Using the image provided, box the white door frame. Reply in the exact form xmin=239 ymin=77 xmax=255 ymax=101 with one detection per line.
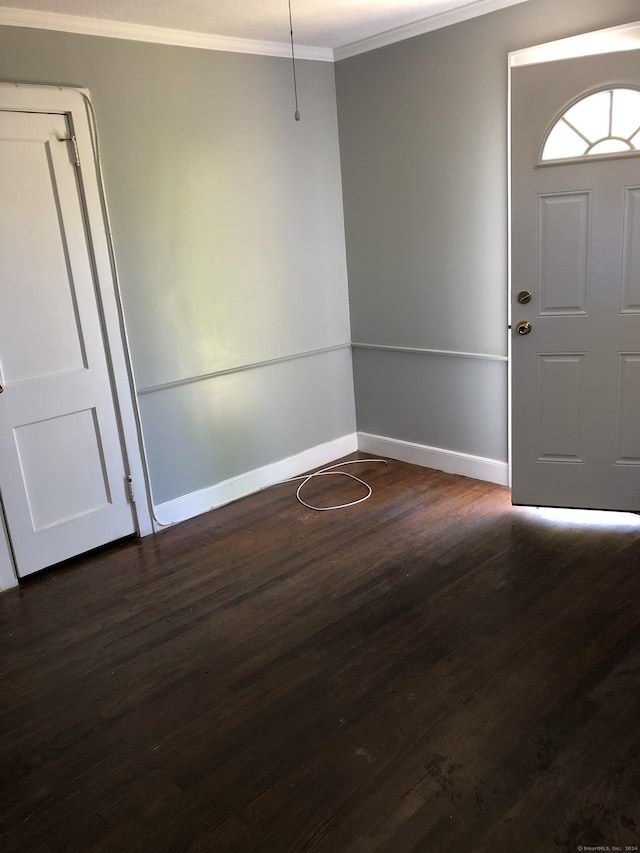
xmin=507 ymin=20 xmax=640 ymax=491
xmin=0 ymin=83 xmax=153 ymax=590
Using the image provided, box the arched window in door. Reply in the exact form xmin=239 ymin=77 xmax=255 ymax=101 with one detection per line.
xmin=540 ymin=87 xmax=640 ymax=162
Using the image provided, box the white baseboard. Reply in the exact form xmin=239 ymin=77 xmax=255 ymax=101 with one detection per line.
xmin=153 ymin=433 xmax=358 ymax=528
xmin=357 ymin=432 xmax=509 ymax=487
xmin=153 ymin=430 xmax=508 ymax=529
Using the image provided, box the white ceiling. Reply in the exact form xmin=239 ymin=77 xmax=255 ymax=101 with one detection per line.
xmin=0 ymin=0 xmax=531 ymax=57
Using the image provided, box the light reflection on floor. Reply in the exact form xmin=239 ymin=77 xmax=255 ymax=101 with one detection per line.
xmin=522 ymin=506 xmax=640 ymax=528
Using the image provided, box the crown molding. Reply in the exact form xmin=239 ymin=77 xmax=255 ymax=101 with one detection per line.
xmin=509 ymin=20 xmax=640 ymax=67
xmin=0 ymin=0 xmax=532 ymax=63
xmin=0 ymin=7 xmax=334 ymax=61
xmin=334 ymin=0 xmax=530 ymax=61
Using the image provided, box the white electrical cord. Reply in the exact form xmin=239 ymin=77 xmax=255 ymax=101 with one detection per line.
xmin=281 ymin=459 xmax=387 ymax=511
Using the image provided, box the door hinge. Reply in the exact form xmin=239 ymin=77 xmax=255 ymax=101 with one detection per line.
xmin=58 ymin=135 xmax=80 ymax=168
xmin=126 ymin=475 xmax=136 ymax=504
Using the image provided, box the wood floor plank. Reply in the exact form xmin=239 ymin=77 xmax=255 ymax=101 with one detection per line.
xmin=1 ymin=455 xmax=640 ymax=851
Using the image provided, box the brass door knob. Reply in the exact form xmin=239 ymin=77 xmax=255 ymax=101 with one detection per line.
xmin=0 ymin=384 xmax=4 ymax=393
xmin=516 ymin=321 xmax=532 ymax=336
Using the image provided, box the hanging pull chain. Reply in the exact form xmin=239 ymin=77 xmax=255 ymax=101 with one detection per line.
xmin=288 ymin=0 xmax=300 ymax=121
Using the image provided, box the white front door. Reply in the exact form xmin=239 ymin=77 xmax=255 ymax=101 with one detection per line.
xmin=511 ymin=51 xmax=640 ymax=512
xmin=0 ymin=108 xmax=136 ymax=577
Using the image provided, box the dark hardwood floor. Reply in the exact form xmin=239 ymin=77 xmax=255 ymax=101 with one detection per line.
xmin=1 ymin=454 xmax=640 ymax=852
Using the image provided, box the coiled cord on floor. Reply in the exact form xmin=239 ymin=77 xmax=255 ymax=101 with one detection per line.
xmin=281 ymin=458 xmax=387 ymax=511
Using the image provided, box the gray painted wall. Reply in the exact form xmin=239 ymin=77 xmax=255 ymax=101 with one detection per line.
xmin=336 ymin=0 xmax=640 ymax=463
xmin=0 ymin=27 xmax=354 ymax=504
xmin=1 ymin=0 xmax=639 ymax=512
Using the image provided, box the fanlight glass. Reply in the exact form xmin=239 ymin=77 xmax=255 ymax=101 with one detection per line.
xmin=541 ymin=88 xmax=640 ymax=162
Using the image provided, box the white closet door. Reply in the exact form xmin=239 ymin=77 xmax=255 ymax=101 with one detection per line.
xmin=0 ymin=109 xmax=135 ymax=577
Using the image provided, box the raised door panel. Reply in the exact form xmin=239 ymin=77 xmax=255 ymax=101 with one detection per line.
xmin=13 ymin=408 xmax=111 ymax=532
xmin=535 ymin=353 xmax=586 ymax=463
xmin=621 ymin=187 xmax=640 ymax=314
xmin=615 ymin=353 xmax=640 ymax=465
xmin=0 ymin=137 xmax=87 ymax=383
xmin=538 ymin=192 xmax=590 ymax=316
